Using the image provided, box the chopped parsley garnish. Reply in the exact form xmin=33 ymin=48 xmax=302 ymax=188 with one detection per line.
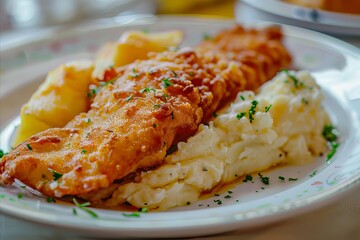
xmin=288 ymin=178 xmax=298 ymax=181
xmin=171 ymin=70 xmax=177 ymax=77
xmin=171 ymin=111 xmax=174 ymax=119
xmin=153 ymin=123 xmax=157 ymax=128
xmin=26 ymin=144 xmax=33 ymax=151
xmin=203 ymin=33 xmax=213 ymax=40
xmin=310 ymin=170 xmax=318 ymax=177
xmin=282 ymin=69 xmax=301 ymax=88
xmin=138 ymin=207 xmax=149 ymax=213
xmin=153 ymin=104 xmax=161 ymax=109
xmin=228 ymin=190 xmax=233 ymax=194
xmin=302 ymin=98 xmax=309 ymax=105
xmin=87 ymin=80 xmax=115 ymax=97
xmin=0 ymin=149 xmax=7 ymax=158
xmin=249 ymin=100 xmax=258 ymax=123
xmin=214 ymin=199 xmax=222 ymax=205
xmin=17 ymin=193 xmax=24 ymax=199
xmin=278 ymin=176 xmax=285 ymax=181
xmin=122 ymin=212 xmax=140 ymax=217
xmin=322 ymin=125 xmax=340 ymax=161
xmin=126 ymin=94 xmax=133 ymax=102
xmin=189 ymin=71 xmax=194 ymax=76
xmin=213 ymin=112 xmax=218 ymax=118
xmin=86 ymin=118 xmax=91 ymax=123
xmin=49 ymin=168 xmax=63 ymax=181
xmin=162 ymin=78 xmax=172 ymax=88
xmin=162 ymin=93 xmax=169 ymax=102
xmin=81 ymin=149 xmax=87 ymax=154
xmin=140 ymin=87 xmax=156 ymax=94
xmin=47 ymin=197 xmax=56 ymax=203
xmin=131 ymin=68 xmax=139 ymax=78
xmin=322 ymin=125 xmax=338 ymax=142
xmin=265 ymin=104 xmax=272 ymax=112
xmin=240 ymin=95 xmax=245 ymax=101
xmin=327 ymin=142 xmax=339 ymax=160
xmin=224 ymin=195 xmax=231 ymax=199
xmin=21 ymin=185 xmax=26 ymax=189
xmin=242 ymin=174 xmax=253 ymax=182
xmin=214 ymin=193 xmax=220 ymax=196
xmin=72 ymin=208 xmax=77 ymax=215
xmin=72 ymin=198 xmax=98 ymax=218
xmin=258 ymin=173 xmax=270 ymax=185
xmin=236 ymin=112 xmax=246 ymax=120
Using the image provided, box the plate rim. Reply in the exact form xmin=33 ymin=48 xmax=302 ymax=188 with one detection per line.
xmin=0 ymin=15 xmax=360 ymax=238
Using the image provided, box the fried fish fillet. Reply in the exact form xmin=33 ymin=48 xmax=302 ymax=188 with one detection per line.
xmin=0 ymin=25 xmax=291 ymax=197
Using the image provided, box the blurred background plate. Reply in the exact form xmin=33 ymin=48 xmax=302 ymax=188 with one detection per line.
xmin=236 ymin=0 xmax=360 ymax=36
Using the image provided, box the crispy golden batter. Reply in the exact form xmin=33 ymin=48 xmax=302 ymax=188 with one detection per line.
xmin=0 ymin=25 xmax=291 ymax=197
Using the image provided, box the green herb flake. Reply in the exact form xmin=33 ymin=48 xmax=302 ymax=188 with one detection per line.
xmin=203 ymin=33 xmax=213 ymax=40
xmin=162 ymin=78 xmax=172 ymax=88
xmin=153 ymin=104 xmax=161 ymax=109
xmin=310 ymin=170 xmax=318 ymax=177
xmin=153 ymin=123 xmax=157 ymax=128
xmin=214 ymin=194 xmax=220 ymax=196
xmin=214 ymin=199 xmax=222 ymax=205
xmin=322 ymin=125 xmax=338 ymax=142
xmin=49 ymin=168 xmax=63 ymax=181
xmin=17 ymin=193 xmax=24 ymax=199
xmin=240 ymin=95 xmax=245 ymax=101
xmin=20 ymin=185 xmax=26 ymax=189
xmin=171 ymin=111 xmax=174 ymax=119
xmin=278 ymin=176 xmax=285 ymax=181
xmin=81 ymin=149 xmax=87 ymax=154
xmin=228 ymin=190 xmax=233 ymax=194
xmin=122 ymin=212 xmax=141 ymax=217
xmin=73 ymin=198 xmax=98 ymax=218
xmin=249 ymin=100 xmax=258 ymax=123
xmin=140 ymin=87 xmax=156 ymax=94
xmin=236 ymin=112 xmax=246 ymax=120
xmin=327 ymin=142 xmax=339 ymax=160
xmin=213 ymin=112 xmax=218 ymax=118
xmin=72 ymin=208 xmax=77 ymax=215
xmin=0 ymin=149 xmax=8 ymax=158
xmin=224 ymin=195 xmax=231 ymax=199
xmin=265 ymin=104 xmax=272 ymax=112
xmin=171 ymin=70 xmax=178 ymax=77
xmin=302 ymin=98 xmax=309 ymax=105
xmin=242 ymin=174 xmax=253 ymax=182
xmin=26 ymin=144 xmax=33 ymax=151
xmin=189 ymin=71 xmax=194 ymax=76
xmin=288 ymin=178 xmax=298 ymax=181
xmin=282 ymin=69 xmax=301 ymax=88
xmin=138 ymin=207 xmax=149 ymax=213
xmin=131 ymin=68 xmax=139 ymax=78
xmin=47 ymin=197 xmax=56 ymax=203
xmin=258 ymin=173 xmax=270 ymax=185
xmin=86 ymin=118 xmax=91 ymax=124
xmin=126 ymin=94 xmax=133 ymax=102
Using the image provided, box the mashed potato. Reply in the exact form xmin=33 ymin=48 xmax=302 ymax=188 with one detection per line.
xmin=105 ymin=71 xmax=329 ymax=210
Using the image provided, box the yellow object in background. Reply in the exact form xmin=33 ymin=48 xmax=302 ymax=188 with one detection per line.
xmin=13 ymin=61 xmax=94 ymax=146
xmin=158 ymin=0 xmax=235 ymax=18
xmin=92 ymin=30 xmax=183 ymax=80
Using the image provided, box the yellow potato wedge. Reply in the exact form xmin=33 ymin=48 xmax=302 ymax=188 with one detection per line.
xmin=13 ymin=60 xmax=94 ymax=146
xmin=92 ymin=30 xmax=183 ymax=80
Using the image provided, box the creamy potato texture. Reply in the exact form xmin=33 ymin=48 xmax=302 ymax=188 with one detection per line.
xmin=105 ymin=71 xmax=329 ymax=210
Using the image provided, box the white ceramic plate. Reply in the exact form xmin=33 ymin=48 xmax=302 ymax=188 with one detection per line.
xmin=237 ymin=0 xmax=360 ymax=36
xmin=0 ymin=15 xmax=360 ymax=239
